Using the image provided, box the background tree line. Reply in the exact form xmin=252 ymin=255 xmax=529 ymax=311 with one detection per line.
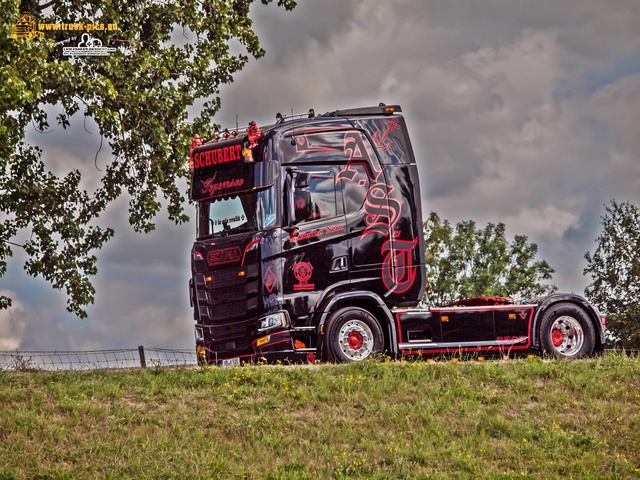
xmin=421 ymin=211 xmax=556 ymax=306
xmin=584 ymin=200 xmax=640 ymax=349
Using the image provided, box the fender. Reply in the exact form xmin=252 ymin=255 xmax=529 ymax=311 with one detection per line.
xmin=315 ymin=290 xmax=399 ymax=358
xmin=530 ymin=293 xmax=606 ymax=349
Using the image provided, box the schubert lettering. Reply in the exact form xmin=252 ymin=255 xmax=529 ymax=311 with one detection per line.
xmin=193 ymin=144 xmax=242 ymax=170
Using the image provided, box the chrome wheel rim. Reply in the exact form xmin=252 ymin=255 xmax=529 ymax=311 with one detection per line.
xmin=550 ymin=315 xmax=584 ymax=356
xmin=338 ymin=320 xmax=374 ymax=361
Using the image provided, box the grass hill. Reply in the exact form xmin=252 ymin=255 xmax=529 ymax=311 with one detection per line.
xmin=1 ymin=353 xmax=639 ymax=479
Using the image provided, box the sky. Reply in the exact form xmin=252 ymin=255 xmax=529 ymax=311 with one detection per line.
xmin=2 ymin=0 xmax=640 ymax=352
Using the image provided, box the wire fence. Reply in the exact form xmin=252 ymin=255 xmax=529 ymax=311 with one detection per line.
xmin=0 ymin=346 xmax=197 ymax=371
xmin=0 ymin=347 xmax=637 ymax=372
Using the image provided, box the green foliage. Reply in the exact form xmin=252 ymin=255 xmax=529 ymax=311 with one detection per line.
xmin=584 ymin=200 xmax=640 ymax=347
xmin=423 ymin=211 xmax=556 ymax=306
xmin=0 ymin=354 xmax=640 ymax=478
xmin=0 ymin=0 xmax=296 ymax=316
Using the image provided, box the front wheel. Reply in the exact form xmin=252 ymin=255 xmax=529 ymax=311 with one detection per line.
xmin=324 ymin=307 xmax=384 ymax=363
xmin=540 ymin=302 xmax=595 ymax=358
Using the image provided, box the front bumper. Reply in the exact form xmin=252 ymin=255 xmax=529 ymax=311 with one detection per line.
xmin=194 ymin=310 xmax=285 ymax=361
xmin=197 ymin=324 xmax=317 ymax=365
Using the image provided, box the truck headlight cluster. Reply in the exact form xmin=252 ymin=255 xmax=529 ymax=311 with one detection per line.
xmin=258 ymin=312 xmax=288 ymax=333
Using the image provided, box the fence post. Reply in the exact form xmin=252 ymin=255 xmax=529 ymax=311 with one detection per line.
xmin=138 ymin=346 xmax=146 ymax=368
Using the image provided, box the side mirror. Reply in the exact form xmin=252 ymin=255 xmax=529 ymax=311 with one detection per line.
xmin=294 ymin=171 xmax=311 ymax=189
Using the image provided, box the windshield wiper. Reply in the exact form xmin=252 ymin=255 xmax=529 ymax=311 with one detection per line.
xmin=230 ymin=226 xmax=256 ymax=234
xmin=214 ymin=226 xmax=256 ymax=237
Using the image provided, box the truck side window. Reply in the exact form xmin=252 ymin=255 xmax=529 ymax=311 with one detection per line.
xmin=293 ymin=172 xmax=337 ymax=224
xmin=340 ymin=164 xmax=370 ymax=214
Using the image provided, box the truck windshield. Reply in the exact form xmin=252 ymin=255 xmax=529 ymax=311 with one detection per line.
xmin=199 ymin=185 xmax=277 ymax=237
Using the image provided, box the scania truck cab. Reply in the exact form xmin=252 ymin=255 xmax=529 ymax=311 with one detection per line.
xmin=188 ymin=104 xmax=605 ymax=365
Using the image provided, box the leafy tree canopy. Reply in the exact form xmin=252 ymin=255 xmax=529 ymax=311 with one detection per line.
xmin=0 ymin=0 xmax=295 ymax=316
xmin=584 ymin=200 xmax=640 ymax=347
xmin=423 ymin=212 xmax=556 ymax=306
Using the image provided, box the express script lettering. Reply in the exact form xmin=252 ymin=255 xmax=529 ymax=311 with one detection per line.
xmin=202 ymin=177 xmax=244 ymax=196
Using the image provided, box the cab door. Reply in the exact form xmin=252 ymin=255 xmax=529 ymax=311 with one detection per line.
xmin=282 ymin=167 xmax=349 ymax=318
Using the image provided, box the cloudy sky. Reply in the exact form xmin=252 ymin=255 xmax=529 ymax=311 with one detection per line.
xmin=2 ymin=0 xmax=640 ymax=352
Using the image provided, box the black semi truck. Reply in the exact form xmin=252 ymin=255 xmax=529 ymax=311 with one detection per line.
xmin=188 ymin=104 xmax=605 ymax=365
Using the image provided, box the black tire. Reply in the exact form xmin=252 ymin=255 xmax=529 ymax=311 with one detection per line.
xmin=539 ymin=302 xmax=595 ymax=359
xmin=324 ymin=307 xmax=384 ymax=363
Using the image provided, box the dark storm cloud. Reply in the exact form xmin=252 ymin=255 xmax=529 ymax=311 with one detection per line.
xmin=250 ymin=0 xmax=364 ymax=66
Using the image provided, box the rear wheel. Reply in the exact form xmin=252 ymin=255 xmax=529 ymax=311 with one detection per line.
xmin=324 ymin=307 xmax=384 ymax=363
xmin=540 ymin=302 xmax=595 ymax=358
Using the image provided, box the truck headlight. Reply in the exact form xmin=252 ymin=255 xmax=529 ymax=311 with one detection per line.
xmin=258 ymin=312 xmax=288 ymax=332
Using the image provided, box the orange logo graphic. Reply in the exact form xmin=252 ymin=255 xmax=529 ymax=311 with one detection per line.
xmin=12 ymin=13 xmax=44 ymax=40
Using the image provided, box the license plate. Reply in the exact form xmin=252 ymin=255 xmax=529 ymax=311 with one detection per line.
xmin=221 ymin=357 xmax=240 ymax=367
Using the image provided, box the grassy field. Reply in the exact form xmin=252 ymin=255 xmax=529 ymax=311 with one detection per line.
xmin=1 ymin=353 xmax=639 ymax=479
